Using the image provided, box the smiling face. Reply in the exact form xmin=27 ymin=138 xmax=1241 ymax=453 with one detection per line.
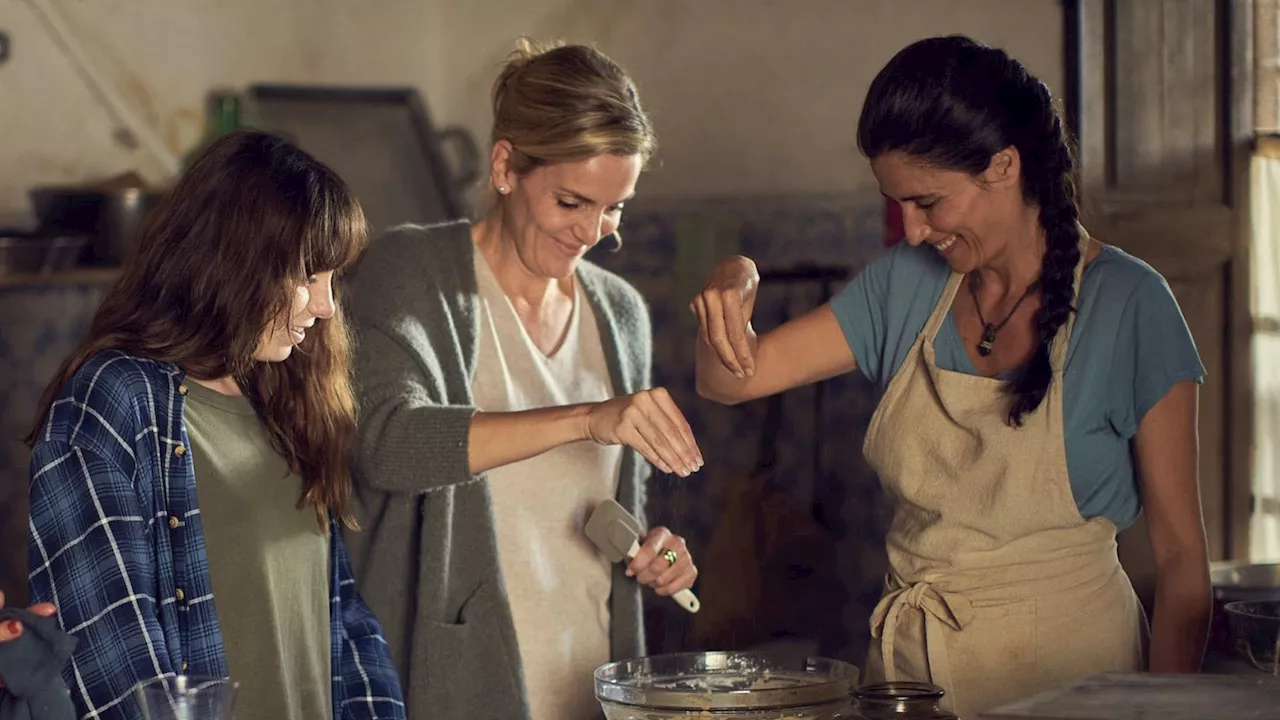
xmin=253 ymin=270 xmax=337 ymax=363
xmin=493 ymin=145 xmax=642 ymax=280
xmin=871 ymin=149 xmax=1027 ymax=274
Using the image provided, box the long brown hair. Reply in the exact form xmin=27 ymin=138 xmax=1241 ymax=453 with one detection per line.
xmin=27 ymin=130 xmax=368 ymax=527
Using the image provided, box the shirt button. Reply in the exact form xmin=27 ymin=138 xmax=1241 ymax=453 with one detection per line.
xmin=182 ymin=661 xmax=189 ymax=672
xmin=175 ymin=587 xmax=185 ymax=602
xmin=174 ymin=444 xmax=186 ymax=457
xmin=178 ymin=384 xmax=189 ymax=396
xmin=168 ymin=516 xmax=179 ymax=530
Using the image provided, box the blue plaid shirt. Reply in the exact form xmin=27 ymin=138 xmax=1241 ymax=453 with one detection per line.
xmin=27 ymin=350 xmax=405 ymax=720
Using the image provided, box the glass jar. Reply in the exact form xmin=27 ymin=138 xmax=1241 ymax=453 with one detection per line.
xmin=848 ymin=682 xmax=960 ymax=719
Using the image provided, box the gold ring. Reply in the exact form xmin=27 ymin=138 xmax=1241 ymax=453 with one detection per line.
xmin=662 ymin=549 xmax=678 ymax=567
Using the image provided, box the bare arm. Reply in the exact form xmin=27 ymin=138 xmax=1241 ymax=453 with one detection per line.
xmin=1133 ymin=380 xmax=1211 ymax=673
xmin=469 ymin=405 xmax=592 ymax=474
xmin=692 ymin=256 xmax=856 ymax=406
xmin=353 ymin=313 xmax=700 ymax=492
xmin=469 ymin=387 xmax=701 ymax=477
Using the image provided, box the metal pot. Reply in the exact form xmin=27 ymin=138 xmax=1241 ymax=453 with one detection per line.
xmin=29 ymin=185 xmax=163 ymax=267
xmin=0 ymin=233 xmax=92 ymax=276
xmin=1207 ymin=561 xmax=1280 ymax=662
xmin=1224 ymin=600 xmax=1280 ymax=674
xmin=1212 ymin=562 xmax=1280 ymax=603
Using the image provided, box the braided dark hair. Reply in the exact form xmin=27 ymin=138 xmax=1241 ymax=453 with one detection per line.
xmin=856 ymin=35 xmax=1081 ymax=426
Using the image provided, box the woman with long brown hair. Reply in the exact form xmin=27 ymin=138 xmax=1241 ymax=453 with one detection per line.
xmin=25 ymin=130 xmax=404 ymax=720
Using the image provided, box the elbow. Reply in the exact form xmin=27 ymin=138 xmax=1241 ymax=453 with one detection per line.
xmin=695 ymin=377 xmax=747 ymax=406
xmin=1154 ymin=546 xmax=1210 ymax=579
xmin=352 ymin=401 xmax=476 ymax=494
xmin=1151 ymin=544 xmax=1211 ymax=604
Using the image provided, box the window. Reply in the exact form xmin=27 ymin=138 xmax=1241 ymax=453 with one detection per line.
xmin=1251 ymin=1 xmax=1280 ymax=558
xmin=1261 ymin=0 xmax=1280 ymax=131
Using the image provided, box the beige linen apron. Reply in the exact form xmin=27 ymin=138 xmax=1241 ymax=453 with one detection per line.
xmin=861 ymin=232 xmax=1146 ymax=718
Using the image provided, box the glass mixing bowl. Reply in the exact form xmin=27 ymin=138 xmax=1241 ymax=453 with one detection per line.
xmin=595 ymin=651 xmax=860 ymax=719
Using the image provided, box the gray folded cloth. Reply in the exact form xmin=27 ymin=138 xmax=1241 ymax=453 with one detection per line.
xmin=0 ymin=608 xmax=76 ymax=720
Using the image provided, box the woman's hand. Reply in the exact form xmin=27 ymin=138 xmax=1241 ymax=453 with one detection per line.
xmin=691 ymin=255 xmax=760 ymax=378
xmin=0 ymin=590 xmax=57 ymax=688
xmin=0 ymin=590 xmax=56 ymax=643
xmin=586 ymin=388 xmax=703 ymax=477
xmin=626 ymin=527 xmax=698 ymax=597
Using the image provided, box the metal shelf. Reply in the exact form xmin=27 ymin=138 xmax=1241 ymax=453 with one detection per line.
xmin=0 ymin=268 xmax=121 ymax=289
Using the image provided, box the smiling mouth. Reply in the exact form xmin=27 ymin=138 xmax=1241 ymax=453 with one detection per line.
xmin=934 ymin=235 xmax=958 ymax=253
xmin=553 ymin=236 xmax=586 ymax=256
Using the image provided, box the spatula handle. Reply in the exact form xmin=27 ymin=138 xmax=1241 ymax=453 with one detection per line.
xmin=672 ymin=588 xmax=701 ymax=614
xmin=625 ymin=540 xmax=700 ymax=613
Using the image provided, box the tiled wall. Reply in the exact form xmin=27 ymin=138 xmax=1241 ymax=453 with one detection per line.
xmin=587 ymin=195 xmax=891 ymax=665
xmin=0 ymin=281 xmax=109 ymax=604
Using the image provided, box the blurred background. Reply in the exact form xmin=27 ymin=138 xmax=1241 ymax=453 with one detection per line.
xmin=1 ymin=0 xmax=1278 ymax=673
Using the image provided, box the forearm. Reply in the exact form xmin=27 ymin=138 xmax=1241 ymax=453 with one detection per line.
xmin=1147 ymin=552 xmax=1211 ymax=673
xmin=694 ymin=304 xmax=854 ymax=406
xmin=468 ymin=404 xmax=594 ymax=474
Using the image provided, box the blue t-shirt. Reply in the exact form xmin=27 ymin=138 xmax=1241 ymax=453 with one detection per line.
xmin=830 ymin=242 xmax=1206 ymax=530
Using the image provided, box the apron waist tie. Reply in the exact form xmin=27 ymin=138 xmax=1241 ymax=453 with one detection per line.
xmin=870 ymin=581 xmax=974 ymax=700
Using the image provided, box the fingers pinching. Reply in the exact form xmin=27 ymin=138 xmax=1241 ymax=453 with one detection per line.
xmin=642 ymin=391 xmax=700 ymax=477
xmin=702 ymin=292 xmax=744 ymax=377
xmin=721 ymin=294 xmax=755 ymax=376
xmin=651 ymin=390 xmax=703 ymax=471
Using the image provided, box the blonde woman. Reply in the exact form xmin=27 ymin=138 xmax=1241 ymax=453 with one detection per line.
xmin=344 ymin=40 xmax=701 ymax=720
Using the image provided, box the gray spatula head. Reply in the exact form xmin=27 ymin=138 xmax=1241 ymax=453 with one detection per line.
xmin=585 ymin=498 xmax=702 ymax=614
xmin=585 ymin=498 xmax=646 ymax=562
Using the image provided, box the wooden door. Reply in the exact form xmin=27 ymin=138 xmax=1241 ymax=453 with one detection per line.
xmin=1064 ymin=0 xmax=1256 ymax=609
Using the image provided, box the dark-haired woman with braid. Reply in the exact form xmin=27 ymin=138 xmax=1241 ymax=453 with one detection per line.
xmin=693 ymin=35 xmax=1210 ymax=716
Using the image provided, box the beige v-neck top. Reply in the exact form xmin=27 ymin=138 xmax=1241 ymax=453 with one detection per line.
xmin=471 ymin=251 xmax=623 ymax=720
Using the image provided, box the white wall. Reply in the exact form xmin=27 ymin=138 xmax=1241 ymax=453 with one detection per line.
xmin=0 ymin=0 xmax=1062 ymax=221
xmin=430 ymin=0 xmax=1065 ymax=202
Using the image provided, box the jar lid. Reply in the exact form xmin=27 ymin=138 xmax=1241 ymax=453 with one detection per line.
xmin=854 ymin=681 xmax=946 ymax=702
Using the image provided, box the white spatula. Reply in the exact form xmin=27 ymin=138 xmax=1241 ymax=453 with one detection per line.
xmin=585 ymin=498 xmax=701 ymax=614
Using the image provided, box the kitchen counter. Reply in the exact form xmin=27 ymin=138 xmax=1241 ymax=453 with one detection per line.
xmin=982 ymin=672 xmax=1280 ymax=719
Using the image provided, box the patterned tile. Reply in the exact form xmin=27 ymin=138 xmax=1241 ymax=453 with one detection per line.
xmin=0 ymin=282 xmax=108 ymax=603
xmin=590 ymin=195 xmax=890 ymax=664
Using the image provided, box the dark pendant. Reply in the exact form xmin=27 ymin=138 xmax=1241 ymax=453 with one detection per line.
xmin=978 ymin=325 xmax=996 ymax=357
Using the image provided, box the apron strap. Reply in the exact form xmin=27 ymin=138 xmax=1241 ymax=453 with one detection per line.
xmin=923 ymin=224 xmax=1090 ymax=368
xmin=869 ymin=582 xmax=974 ymax=697
xmin=1048 ymin=225 xmax=1093 ymax=373
xmin=923 ymin=272 xmax=965 ymax=342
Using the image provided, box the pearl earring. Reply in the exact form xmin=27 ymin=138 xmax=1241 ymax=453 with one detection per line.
xmin=497 ymin=185 xmax=509 ymax=195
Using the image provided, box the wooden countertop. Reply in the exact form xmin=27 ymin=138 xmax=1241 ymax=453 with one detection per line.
xmin=982 ymin=672 xmax=1280 ymax=719
xmin=0 ymin=268 xmax=121 ymax=289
